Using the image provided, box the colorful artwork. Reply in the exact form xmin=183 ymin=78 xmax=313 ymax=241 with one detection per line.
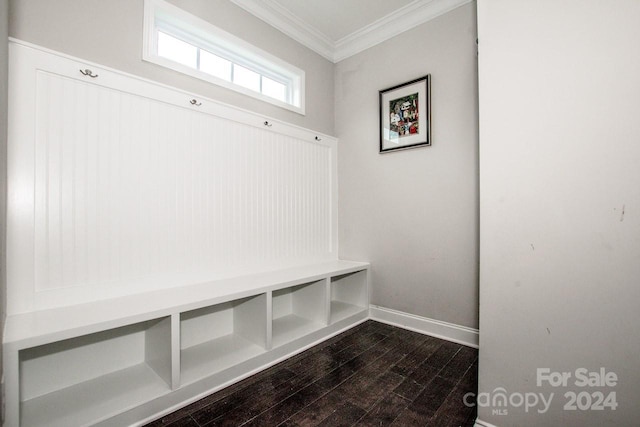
xmin=389 ymin=93 xmax=419 ymax=137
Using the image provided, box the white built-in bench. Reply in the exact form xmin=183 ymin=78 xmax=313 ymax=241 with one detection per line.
xmin=3 ymin=260 xmax=370 ymax=427
xmin=4 ymin=41 xmax=367 ymax=427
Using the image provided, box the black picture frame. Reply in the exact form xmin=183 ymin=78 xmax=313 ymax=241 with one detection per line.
xmin=379 ymin=75 xmax=431 ymax=153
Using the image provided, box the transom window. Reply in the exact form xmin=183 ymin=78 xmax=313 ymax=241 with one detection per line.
xmin=143 ymin=0 xmax=305 ymax=114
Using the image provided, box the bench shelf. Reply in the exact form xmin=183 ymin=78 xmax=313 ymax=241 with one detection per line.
xmin=3 ymin=260 xmax=369 ymax=427
xmin=18 ymin=318 xmax=172 ymax=427
xmin=271 ymin=280 xmax=327 ymax=348
xmin=180 ymin=295 xmax=268 ymax=386
xmin=329 ymin=270 xmax=369 ymax=324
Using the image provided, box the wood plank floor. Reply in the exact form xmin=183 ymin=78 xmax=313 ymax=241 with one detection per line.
xmin=145 ymin=320 xmax=478 ymax=427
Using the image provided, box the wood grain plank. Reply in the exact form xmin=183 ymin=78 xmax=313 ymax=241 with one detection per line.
xmin=145 ymin=322 xmax=478 ymax=427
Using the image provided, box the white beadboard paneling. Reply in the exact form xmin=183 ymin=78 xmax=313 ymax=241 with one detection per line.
xmin=8 ymin=40 xmax=337 ymax=314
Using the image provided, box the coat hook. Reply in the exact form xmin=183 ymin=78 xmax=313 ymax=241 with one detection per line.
xmin=263 ymin=121 xmax=272 ymax=127
xmin=79 ymin=69 xmax=98 ymax=78
xmin=190 ymin=99 xmax=202 ymax=106
xmin=314 ymin=136 xmax=322 ymax=141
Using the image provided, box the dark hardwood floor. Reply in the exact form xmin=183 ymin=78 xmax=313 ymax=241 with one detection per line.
xmin=145 ymin=320 xmax=478 ymax=427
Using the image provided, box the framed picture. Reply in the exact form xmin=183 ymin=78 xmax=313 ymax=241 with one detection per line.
xmin=379 ymin=75 xmax=431 ymax=153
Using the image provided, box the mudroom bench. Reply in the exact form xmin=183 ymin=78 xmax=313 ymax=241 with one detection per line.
xmin=3 ymin=260 xmax=370 ymax=427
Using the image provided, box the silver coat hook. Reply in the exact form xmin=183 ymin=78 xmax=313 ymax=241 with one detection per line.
xmin=190 ymin=99 xmax=202 ymax=106
xmin=79 ymin=69 xmax=98 ymax=78
xmin=263 ymin=121 xmax=272 ymax=127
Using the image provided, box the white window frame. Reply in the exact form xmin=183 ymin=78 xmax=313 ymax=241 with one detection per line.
xmin=143 ymin=0 xmax=305 ymax=114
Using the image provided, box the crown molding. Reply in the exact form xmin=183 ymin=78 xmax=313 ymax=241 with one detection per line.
xmin=229 ymin=0 xmax=335 ymax=61
xmin=334 ymin=0 xmax=473 ymax=62
xmin=229 ymin=0 xmax=472 ymax=63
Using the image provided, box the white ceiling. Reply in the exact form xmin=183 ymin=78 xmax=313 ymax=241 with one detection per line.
xmin=270 ymin=0 xmax=415 ymax=41
xmin=229 ymin=0 xmax=472 ymax=63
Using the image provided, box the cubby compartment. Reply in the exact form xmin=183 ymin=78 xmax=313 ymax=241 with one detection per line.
xmin=18 ymin=317 xmax=172 ymax=427
xmin=330 ymin=270 xmax=368 ymax=324
xmin=271 ymin=281 xmax=327 ymax=348
xmin=180 ymin=294 xmax=268 ymax=385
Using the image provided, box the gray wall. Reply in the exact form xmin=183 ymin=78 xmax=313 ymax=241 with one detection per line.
xmin=336 ymin=3 xmax=479 ymax=329
xmin=0 ymin=0 xmax=8 ymax=421
xmin=478 ymin=0 xmax=640 ymax=425
xmin=8 ymin=0 xmax=335 ymax=135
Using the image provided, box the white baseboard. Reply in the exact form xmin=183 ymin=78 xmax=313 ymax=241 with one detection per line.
xmin=475 ymin=419 xmax=499 ymax=427
xmin=369 ymin=305 xmax=479 ymax=348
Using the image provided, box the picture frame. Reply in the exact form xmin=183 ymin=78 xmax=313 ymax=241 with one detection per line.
xmin=379 ymin=75 xmax=431 ymax=153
